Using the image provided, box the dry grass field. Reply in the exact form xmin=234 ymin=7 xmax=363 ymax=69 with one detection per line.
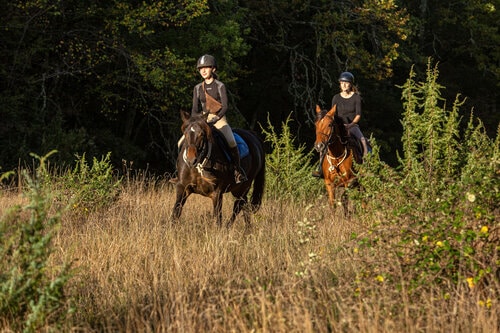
xmin=1 ymin=178 xmax=498 ymax=332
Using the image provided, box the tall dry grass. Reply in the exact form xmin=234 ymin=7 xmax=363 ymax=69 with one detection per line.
xmin=1 ymin=179 xmax=498 ymax=332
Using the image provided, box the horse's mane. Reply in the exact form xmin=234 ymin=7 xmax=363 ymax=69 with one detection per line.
xmin=333 ymin=115 xmax=348 ymax=138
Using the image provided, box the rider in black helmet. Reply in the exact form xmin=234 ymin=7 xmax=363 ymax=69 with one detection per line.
xmin=172 ymin=54 xmax=247 ymax=184
xmin=312 ymin=71 xmax=369 ymax=178
xmin=338 ymin=71 xmax=355 ymax=84
xmin=197 ymin=54 xmax=217 ymax=71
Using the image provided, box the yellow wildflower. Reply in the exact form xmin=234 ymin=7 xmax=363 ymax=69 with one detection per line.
xmin=486 ymin=298 xmax=492 ymax=308
xmin=478 ymin=299 xmax=492 ymax=308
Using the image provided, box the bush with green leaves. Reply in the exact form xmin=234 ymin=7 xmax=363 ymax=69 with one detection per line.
xmin=59 ymin=152 xmax=122 ymax=213
xmin=353 ymin=60 xmax=499 ymax=295
xmin=261 ymin=113 xmax=323 ymax=202
xmin=0 ymin=152 xmax=73 ymax=332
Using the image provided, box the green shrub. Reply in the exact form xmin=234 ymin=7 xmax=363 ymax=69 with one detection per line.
xmin=59 ymin=152 xmax=122 ymax=213
xmin=261 ymin=113 xmax=323 ymax=202
xmin=0 ymin=151 xmax=73 ymax=332
xmin=354 ymin=60 xmax=499 ymax=294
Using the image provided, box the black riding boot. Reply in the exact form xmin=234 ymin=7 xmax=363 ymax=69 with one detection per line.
xmin=230 ymin=146 xmax=247 ymax=184
xmin=311 ymin=163 xmax=323 ymax=178
xmin=360 ymin=137 xmax=368 ymax=157
xmin=311 ymin=153 xmax=324 ymax=178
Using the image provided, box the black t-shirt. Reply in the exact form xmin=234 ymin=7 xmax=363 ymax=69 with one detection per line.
xmin=331 ymin=93 xmax=361 ymax=124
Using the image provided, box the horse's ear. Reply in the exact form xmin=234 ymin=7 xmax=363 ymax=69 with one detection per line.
xmin=180 ymin=110 xmax=191 ymax=123
xmin=326 ymin=104 xmax=337 ymax=117
xmin=315 ymin=104 xmax=322 ymax=114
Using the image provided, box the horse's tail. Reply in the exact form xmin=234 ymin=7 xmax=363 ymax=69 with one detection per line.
xmin=250 ymin=151 xmax=265 ymax=213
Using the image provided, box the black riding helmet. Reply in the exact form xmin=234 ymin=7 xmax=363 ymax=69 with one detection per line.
xmin=338 ymin=71 xmax=355 ymax=84
xmin=197 ymin=54 xmax=217 ymax=69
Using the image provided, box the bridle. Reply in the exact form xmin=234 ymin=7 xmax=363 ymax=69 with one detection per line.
xmin=316 ymin=114 xmax=349 ymax=173
xmin=182 ymin=124 xmax=213 ymax=176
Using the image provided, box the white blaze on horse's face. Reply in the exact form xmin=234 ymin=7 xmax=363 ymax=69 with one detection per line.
xmin=183 ymin=124 xmax=201 ymax=166
xmin=314 ymin=118 xmax=330 ymax=153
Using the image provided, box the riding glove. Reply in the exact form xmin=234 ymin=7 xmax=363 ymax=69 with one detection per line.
xmin=208 ymin=116 xmax=220 ymax=124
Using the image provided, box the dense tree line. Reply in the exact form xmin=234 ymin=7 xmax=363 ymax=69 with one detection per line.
xmin=1 ymin=0 xmax=498 ymax=174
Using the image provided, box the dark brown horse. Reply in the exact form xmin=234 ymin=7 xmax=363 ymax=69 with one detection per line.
xmin=171 ymin=110 xmax=266 ymax=228
xmin=313 ymin=104 xmax=357 ymax=206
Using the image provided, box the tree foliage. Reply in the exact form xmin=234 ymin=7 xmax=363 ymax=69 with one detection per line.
xmin=239 ymin=0 xmax=411 ymax=126
xmin=0 ymin=0 xmax=249 ymax=171
xmin=0 ymin=0 xmax=498 ymax=174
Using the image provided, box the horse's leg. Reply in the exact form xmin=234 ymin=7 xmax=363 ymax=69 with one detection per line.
xmin=171 ymin=186 xmax=191 ymax=221
xmin=325 ymin=181 xmax=336 ymax=206
xmin=242 ymin=198 xmax=251 ymax=231
xmin=211 ymin=191 xmax=224 ymax=227
xmin=339 ymin=187 xmax=349 ymax=216
xmin=226 ymin=196 xmax=248 ymax=229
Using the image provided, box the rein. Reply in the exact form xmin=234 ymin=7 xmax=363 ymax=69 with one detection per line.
xmin=182 ymin=126 xmax=213 ymax=177
xmin=196 ymin=141 xmax=212 ymax=177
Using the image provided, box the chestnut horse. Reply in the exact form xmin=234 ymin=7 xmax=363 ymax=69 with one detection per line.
xmin=313 ymin=104 xmax=357 ymax=207
xmin=171 ymin=111 xmax=265 ymax=228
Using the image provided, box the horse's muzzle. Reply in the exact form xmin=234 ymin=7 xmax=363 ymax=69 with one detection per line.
xmin=314 ymin=142 xmax=326 ymax=154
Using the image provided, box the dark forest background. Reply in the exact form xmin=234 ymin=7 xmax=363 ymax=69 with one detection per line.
xmin=1 ymin=0 xmax=498 ymax=174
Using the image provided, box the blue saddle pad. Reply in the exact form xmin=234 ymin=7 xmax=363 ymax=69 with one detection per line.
xmin=234 ymin=132 xmax=249 ymax=159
